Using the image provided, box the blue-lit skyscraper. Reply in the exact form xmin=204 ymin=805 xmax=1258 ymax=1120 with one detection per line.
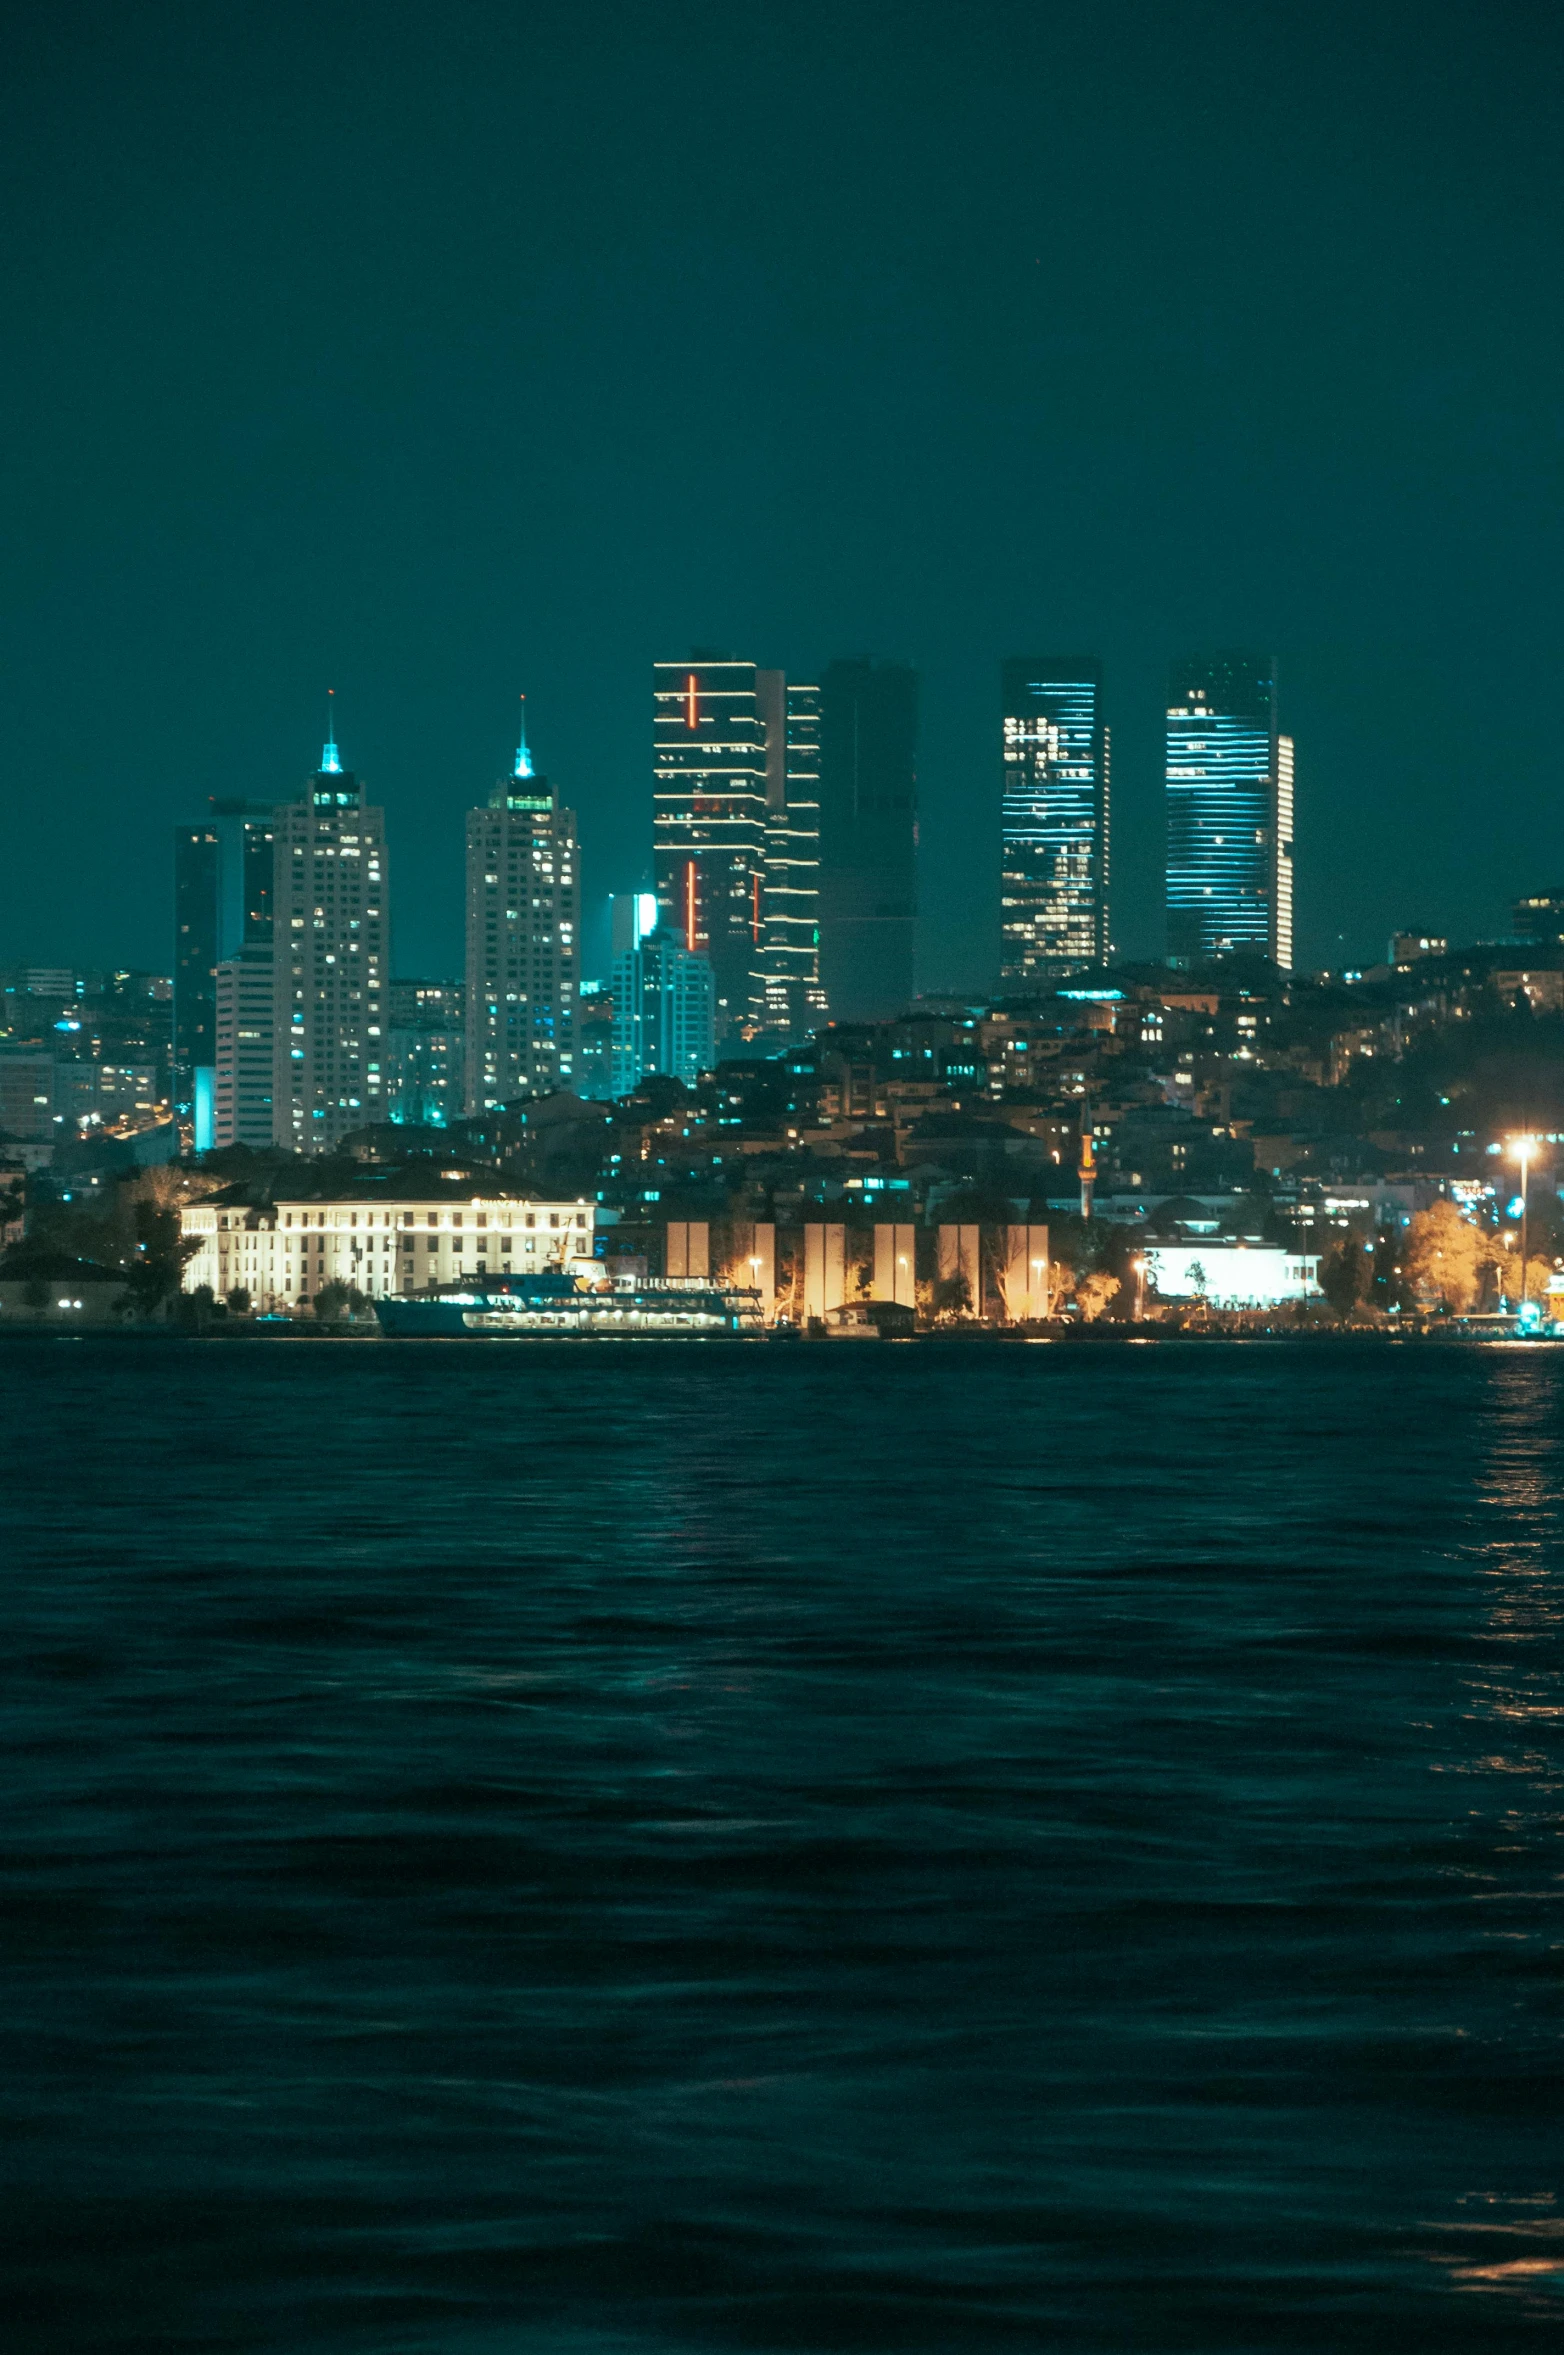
xmin=173 ymin=798 xmax=276 ymax=1142
xmin=610 ymin=893 xmax=714 ymax=1093
xmin=1000 ymin=657 xmax=1110 ymax=983
xmin=1165 ymin=654 xmax=1294 ymax=968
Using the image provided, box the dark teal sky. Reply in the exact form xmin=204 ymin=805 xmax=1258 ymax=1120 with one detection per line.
xmin=2 ymin=0 xmax=1560 ymax=985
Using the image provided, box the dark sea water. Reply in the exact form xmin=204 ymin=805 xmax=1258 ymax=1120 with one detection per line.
xmin=2 ymin=1337 xmax=1562 ymax=2351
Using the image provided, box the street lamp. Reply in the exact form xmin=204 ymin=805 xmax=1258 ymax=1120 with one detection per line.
xmin=1508 ymin=1135 xmax=1539 ymax=1314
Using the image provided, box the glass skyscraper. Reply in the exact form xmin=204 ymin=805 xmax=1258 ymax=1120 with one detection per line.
xmin=817 ymin=658 xmax=918 ymax=1022
xmin=653 ymin=657 xmax=769 ymax=1041
xmin=999 ymin=657 xmax=1110 ymax=983
xmin=1165 ymin=654 xmax=1294 ymax=968
xmin=754 ymin=671 xmax=827 ymax=1040
xmin=173 ymin=798 xmax=275 ymax=1140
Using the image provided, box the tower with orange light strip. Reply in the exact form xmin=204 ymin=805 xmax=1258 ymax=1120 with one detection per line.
xmin=652 ymin=656 xmax=770 ymax=1040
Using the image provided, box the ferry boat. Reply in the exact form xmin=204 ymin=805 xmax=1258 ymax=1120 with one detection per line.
xmin=374 ymin=1268 xmax=765 ymax=1339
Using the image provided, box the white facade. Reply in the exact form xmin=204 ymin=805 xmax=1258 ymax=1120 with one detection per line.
xmin=272 ymin=755 xmax=390 ymax=1154
xmin=214 ymin=942 xmax=274 ymax=1149
xmin=182 ymin=1192 xmax=595 ymax=1312
xmin=1145 ymin=1244 xmax=1319 ymax=1309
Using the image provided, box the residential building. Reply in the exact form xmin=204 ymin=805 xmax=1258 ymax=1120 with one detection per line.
xmin=182 ymin=1180 xmax=596 ymax=1311
xmin=465 ymin=707 xmax=578 ymax=1111
xmin=1165 ymin=653 xmax=1294 ymax=968
xmin=817 ymin=657 xmax=918 ymax=1021
xmin=213 ymin=942 xmax=274 ymax=1149
xmin=173 ymin=798 xmax=275 ymax=1144
xmin=1514 ymin=891 xmax=1564 ymax=945
xmin=653 ymin=655 xmax=768 ymax=1038
xmin=574 ymin=980 xmax=616 ymax=1100
xmin=270 ymin=720 xmax=390 ymax=1154
xmin=1000 ymin=656 xmax=1110 ymax=983
xmin=1390 ymin=932 xmax=1448 ymax=966
xmin=387 ymin=979 xmax=464 ymax=1127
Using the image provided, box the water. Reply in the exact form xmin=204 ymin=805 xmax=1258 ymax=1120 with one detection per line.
xmin=2 ymin=1338 xmax=1561 ymax=2350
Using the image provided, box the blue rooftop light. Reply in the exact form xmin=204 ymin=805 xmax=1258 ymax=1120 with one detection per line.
xmin=321 ymin=688 xmax=342 ymax=774
xmin=514 ymin=693 xmax=534 ymax=780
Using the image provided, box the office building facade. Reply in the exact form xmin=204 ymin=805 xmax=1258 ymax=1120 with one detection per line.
xmin=1166 ymin=653 xmax=1294 ymax=968
xmin=271 ymin=728 xmax=390 ymax=1153
xmin=610 ymin=891 xmax=715 ymax=1092
xmin=464 ymin=712 xmax=578 ymax=1111
xmin=173 ymin=799 xmax=275 ymax=1143
xmin=1000 ymin=657 xmax=1110 ymax=983
xmin=213 ymin=941 xmax=274 ymax=1149
xmin=817 ymin=658 xmax=918 ymax=1022
xmin=755 ymin=674 xmax=827 ymax=1040
xmin=653 ymin=657 xmax=769 ymax=1038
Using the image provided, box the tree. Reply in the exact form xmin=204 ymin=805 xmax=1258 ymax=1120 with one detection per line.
xmin=1076 ymin=1270 xmax=1120 ymax=1322
xmin=1046 ymin=1260 xmax=1075 ymax=1317
xmin=1319 ymin=1237 xmax=1366 ymax=1317
xmin=1489 ymin=1247 xmax=1556 ymax=1310
xmin=931 ymin=1270 xmax=971 ymax=1318
xmin=226 ymin=1287 xmax=252 ymax=1315
xmin=1402 ymin=1201 xmax=1483 ymax=1313
xmin=314 ymin=1282 xmax=368 ymax=1323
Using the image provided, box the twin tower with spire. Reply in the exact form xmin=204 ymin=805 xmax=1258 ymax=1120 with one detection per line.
xmin=300 ymin=691 xmax=577 ymax=1154
xmin=175 ymin=696 xmax=578 ymax=1162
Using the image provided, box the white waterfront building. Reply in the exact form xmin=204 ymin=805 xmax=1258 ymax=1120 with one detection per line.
xmin=1143 ymin=1244 xmax=1319 ymax=1310
xmin=183 ymin=1184 xmax=594 ymax=1312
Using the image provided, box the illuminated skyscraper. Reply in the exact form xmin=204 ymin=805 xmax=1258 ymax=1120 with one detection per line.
xmin=465 ymin=704 xmax=579 ymax=1111
xmin=271 ymin=711 xmax=391 ymax=1153
xmin=1166 ymin=654 xmax=1294 ymax=968
xmin=753 ymin=672 xmax=827 ymax=1039
xmin=653 ymin=657 xmax=768 ymax=1040
xmin=817 ymin=658 xmax=918 ymax=1021
xmin=999 ymin=657 xmax=1110 ymax=983
xmin=173 ymin=798 xmax=275 ymax=1144
xmin=610 ymin=892 xmax=714 ymax=1092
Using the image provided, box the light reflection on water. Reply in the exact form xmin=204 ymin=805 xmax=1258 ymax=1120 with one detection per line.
xmin=0 ymin=1338 xmax=1561 ymax=2349
xmin=1428 ymin=1361 xmax=1564 ymax=2315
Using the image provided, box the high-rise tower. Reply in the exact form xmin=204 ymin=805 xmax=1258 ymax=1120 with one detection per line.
xmin=652 ymin=656 xmax=769 ymax=1039
xmin=753 ymin=672 xmax=827 ymax=1040
xmin=271 ymin=709 xmax=390 ymax=1153
xmin=999 ymin=657 xmax=1110 ymax=984
xmin=1166 ymin=654 xmax=1294 ymax=968
xmin=464 ymin=703 xmax=579 ymax=1112
xmin=173 ymin=798 xmax=275 ymax=1144
xmin=817 ymin=658 xmax=918 ymax=1022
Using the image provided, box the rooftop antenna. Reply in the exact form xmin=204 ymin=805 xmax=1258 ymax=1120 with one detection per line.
xmin=322 ymin=688 xmax=342 ymax=775
xmin=513 ymin=692 xmax=534 ymax=780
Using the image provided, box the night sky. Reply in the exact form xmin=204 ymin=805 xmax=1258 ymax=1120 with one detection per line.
xmin=3 ymin=0 xmax=1560 ymax=987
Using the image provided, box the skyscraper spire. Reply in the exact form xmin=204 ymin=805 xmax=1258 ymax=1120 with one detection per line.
xmin=321 ymin=688 xmax=342 ymax=775
xmin=513 ymin=693 xmax=534 ymax=781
